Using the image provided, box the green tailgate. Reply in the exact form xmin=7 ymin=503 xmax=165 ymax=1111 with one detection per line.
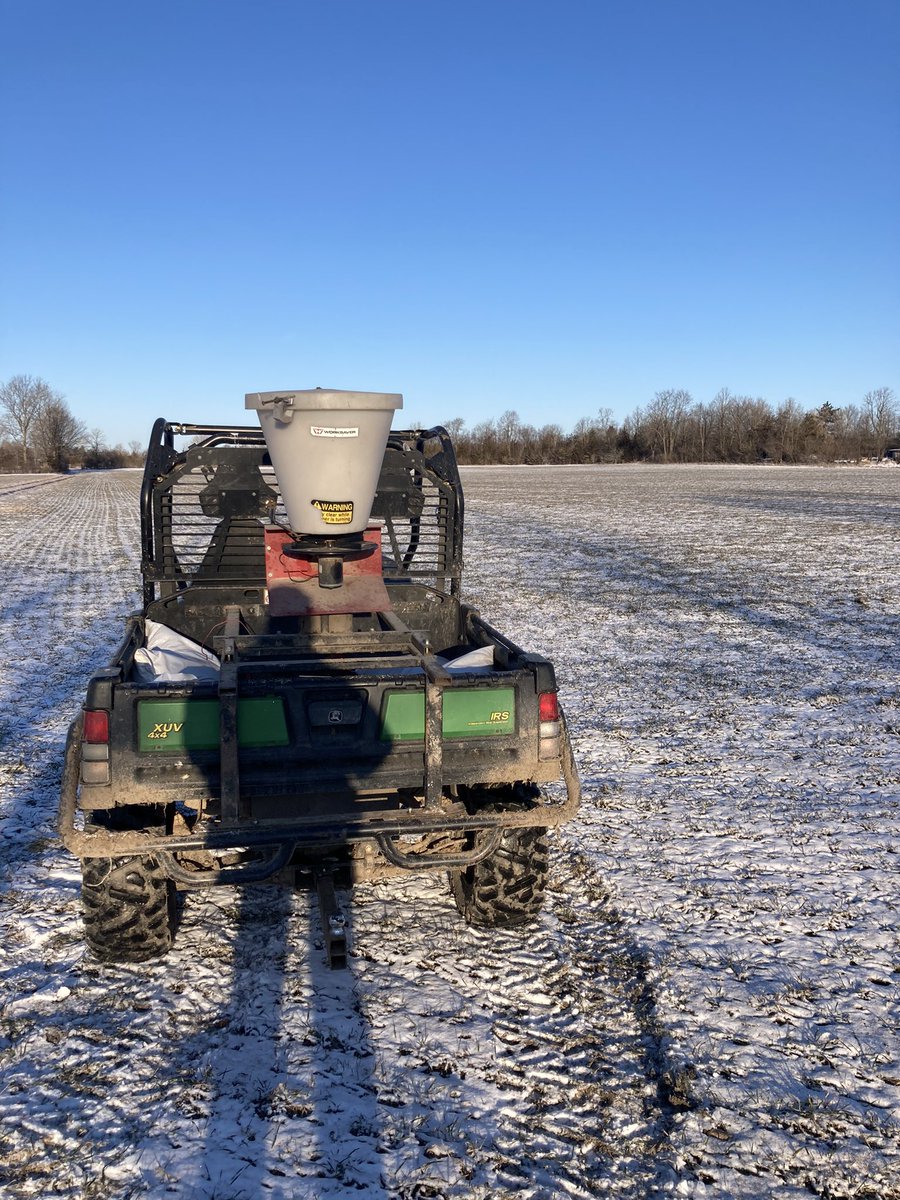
xmin=381 ymin=687 xmax=515 ymax=741
xmin=138 ymin=697 xmax=289 ymax=751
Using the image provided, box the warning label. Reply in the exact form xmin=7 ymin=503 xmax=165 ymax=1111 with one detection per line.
xmin=310 ymin=426 xmax=359 ymax=438
xmin=311 ymin=499 xmax=354 ymax=525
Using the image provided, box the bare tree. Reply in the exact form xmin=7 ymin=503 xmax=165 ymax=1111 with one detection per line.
xmin=832 ymin=403 xmax=864 ymax=461
xmin=35 ymin=397 xmax=87 ymax=474
xmin=496 ymin=409 xmax=523 ymax=463
xmin=0 ymin=374 xmax=54 ymax=470
xmin=535 ymin=422 xmax=564 ymax=463
xmin=770 ymin=397 xmax=804 ymax=462
xmin=644 ymin=388 xmax=691 ymax=460
xmin=688 ymin=400 xmax=713 ymax=462
xmin=570 ymin=416 xmax=598 ymax=462
xmin=442 ymin=417 xmax=466 ymax=442
xmin=862 ymin=387 xmax=898 ymax=459
xmin=380 ymin=387 xmax=897 ymax=467
xmin=469 ymin=418 xmax=499 ymax=464
xmin=708 ymin=387 xmax=738 ymax=460
xmin=620 ymin=406 xmax=648 ymax=460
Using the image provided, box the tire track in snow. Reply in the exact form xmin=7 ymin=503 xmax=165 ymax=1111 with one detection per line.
xmin=347 ymin=852 xmax=681 ymax=1198
xmin=0 ymin=857 xmax=681 ymax=1200
xmin=460 ymin=464 xmax=900 ymax=1199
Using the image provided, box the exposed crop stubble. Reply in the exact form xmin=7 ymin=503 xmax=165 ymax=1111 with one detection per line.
xmin=0 ymin=463 xmax=898 ymax=1200
xmin=463 ymin=462 xmax=900 ymax=1198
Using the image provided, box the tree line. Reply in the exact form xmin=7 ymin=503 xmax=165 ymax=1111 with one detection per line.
xmin=446 ymin=387 xmax=899 ymax=465
xmin=0 ymin=375 xmax=143 ymax=472
xmin=2 ymin=373 xmax=897 ymax=473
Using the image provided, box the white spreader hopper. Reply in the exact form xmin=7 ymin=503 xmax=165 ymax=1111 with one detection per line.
xmin=245 ymin=388 xmax=403 ymax=537
xmin=246 ymin=388 xmax=403 ymax=605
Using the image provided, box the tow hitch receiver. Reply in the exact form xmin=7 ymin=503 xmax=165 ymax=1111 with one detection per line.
xmin=316 ymin=873 xmax=348 ymax=969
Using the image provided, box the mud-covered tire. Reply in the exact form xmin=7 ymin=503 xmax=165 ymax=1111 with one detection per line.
xmin=449 ymin=800 xmax=549 ymax=928
xmin=81 ymin=855 xmax=175 ymax=962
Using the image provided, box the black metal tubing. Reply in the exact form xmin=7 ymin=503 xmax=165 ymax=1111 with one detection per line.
xmin=157 ymin=843 xmax=295 ymax=887
xmin=62 ymin=793 xmax=574 ymax=857
xmin=375 ymin=828 xmax=502 ymax=870
xmin=418 ymin=427 xmax=464 ymax=598
xmin=422 ymin=656 xmax=451 ymax=806
xmin=216 ymin=628 xmax=420 ymax=661
xmin=141 ymin=418 xmax=173 ymax=606
xmin=165 ymin=424 xmax=265 ymax=440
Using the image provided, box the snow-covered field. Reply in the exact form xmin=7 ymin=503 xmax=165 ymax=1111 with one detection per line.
xmin=1 ymin=464 xmax=898 ymax=1199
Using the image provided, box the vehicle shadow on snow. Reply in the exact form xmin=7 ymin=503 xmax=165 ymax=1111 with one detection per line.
xmin=148 ymin=699 xmax=397 ymax=1199
xmin=0 ymin=821 xmax=390 ymax=1200
xmin=182 ymin=878 xmax=390 ymax=1200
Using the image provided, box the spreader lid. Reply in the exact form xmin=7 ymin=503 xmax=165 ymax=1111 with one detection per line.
xmin=246 ymin=389 xmax=403 ymax=413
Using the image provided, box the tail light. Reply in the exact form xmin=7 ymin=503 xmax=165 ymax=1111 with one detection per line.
xmin=81 ymin=709 xmax=110 ymax=784
xmin=83 ymin=710 xmax=109 ymax=743
xmin=538 ymin=691 xmax=561 ymax=760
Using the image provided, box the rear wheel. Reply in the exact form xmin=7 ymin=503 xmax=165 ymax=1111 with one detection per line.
xmin=449 ymin=794 xmax=549 ymax=928
xmin=81 ymin=854 xmax=176 ymax=962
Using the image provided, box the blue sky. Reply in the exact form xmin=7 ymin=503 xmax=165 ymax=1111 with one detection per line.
xmin=2 ymin=1 xmax=898 ymax=446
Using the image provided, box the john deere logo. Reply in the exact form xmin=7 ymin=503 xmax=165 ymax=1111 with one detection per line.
xmin=328 ymin=709 xmax=344 ymax=724
xmin=311 ymin=499 xmax=354 ymax=526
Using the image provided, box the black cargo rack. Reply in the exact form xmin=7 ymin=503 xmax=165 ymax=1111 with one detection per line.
xmin=139 ymin=419 xmax=464 ymax=607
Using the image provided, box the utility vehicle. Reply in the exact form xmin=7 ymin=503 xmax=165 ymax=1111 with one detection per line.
xmin=58 ymin=391 xmax=580 ymax=964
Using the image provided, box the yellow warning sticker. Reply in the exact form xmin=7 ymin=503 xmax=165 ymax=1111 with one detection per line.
xmin=311 ymin=499 xmax=354 ymax=525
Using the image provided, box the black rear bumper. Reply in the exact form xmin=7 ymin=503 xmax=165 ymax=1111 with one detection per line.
xmin=57 ymin=714 xmax=581 ymax=874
